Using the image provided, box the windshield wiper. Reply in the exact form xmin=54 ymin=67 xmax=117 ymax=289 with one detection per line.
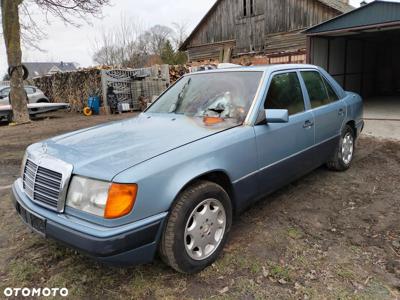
xmin=169 ymin=78 xmax=191 ymax=113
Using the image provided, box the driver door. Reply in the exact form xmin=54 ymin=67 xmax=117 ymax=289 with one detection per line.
xmin=254 ymin=71 xmax=315 ymax=196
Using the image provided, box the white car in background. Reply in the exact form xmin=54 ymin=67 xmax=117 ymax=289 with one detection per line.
xmin=0 ymin=86 xmax=49 ymax=106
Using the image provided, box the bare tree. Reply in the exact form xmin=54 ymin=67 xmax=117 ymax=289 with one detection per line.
xmin=171 ymin=22 xmax=188 ymax=49
xmin=92 ymin=16 xmax=148 ymax=68
xmin=92 ymin=21 xmax=188 ymax=68
xmin=144 ymin=25 xmax=173 ymax=56
xmin=0 ymin=0 xmax=110 ymax=124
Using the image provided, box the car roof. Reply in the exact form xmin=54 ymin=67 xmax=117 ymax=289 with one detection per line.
xmin=189 ymin=64 xmax=320 ymax=75
xmin=0 ymin=85 xmax=38 ymax=89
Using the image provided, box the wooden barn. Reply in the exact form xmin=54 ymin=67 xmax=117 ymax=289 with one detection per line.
xmin=180 ymin=0 xmax=353 ymax=65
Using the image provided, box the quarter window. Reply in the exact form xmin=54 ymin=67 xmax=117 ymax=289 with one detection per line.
xmin=301 ymin=71 xmax=333 ymax=108
xmin=264 ymin=72 xmax=305 ymax=116
xmin=24 ymin=87 xmax=35 ymax=94
xmin=322 ymin=76 xmax=339 ymax=102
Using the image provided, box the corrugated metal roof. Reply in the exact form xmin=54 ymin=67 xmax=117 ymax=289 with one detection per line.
xmin=306 ymin=0 xmax=400 ymax=34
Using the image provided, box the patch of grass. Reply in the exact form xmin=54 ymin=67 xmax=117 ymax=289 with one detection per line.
xmin=349 ymin=245 xmax=362 ymax=254
xmin=268 ymin=263 xmax=291 ymax=282
xmin=295 ymin=255 xmax=308 ymax=267
xmin=200 ymin=252 xmax=263 ymax=277
xmin=8 ymin=259 xmax=41 ymax=284
xmin=234 ymin=277 xmax=268 ymax=299
xmin=336 ymin=266 xmax=355 ymax=281
xmin=287 ymin=227 xmax=303 ymax=240
xmin=362 ymin=280 xmax=393 ymax=300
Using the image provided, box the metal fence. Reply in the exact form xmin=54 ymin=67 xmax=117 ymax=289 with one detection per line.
xmin=101 ymin=65 xmax=170 ymax=111
xmin=0 ymin=81 xmax=10 ymax=87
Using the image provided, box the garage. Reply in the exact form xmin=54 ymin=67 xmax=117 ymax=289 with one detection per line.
xmin=305 ymin=0 xmax=400 ymax=137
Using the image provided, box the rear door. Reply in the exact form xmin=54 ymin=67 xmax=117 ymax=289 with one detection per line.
xmin=254 ymin=71 xmax=315 ymax=196
xmin=300 ymin=71 xmax=346 ymax=164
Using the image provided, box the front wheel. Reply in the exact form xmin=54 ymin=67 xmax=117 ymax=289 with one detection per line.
xmin=159 ymin=180 xmax=232 ymax=274
xmin=327 ymin=125 xmax=355 ymax=171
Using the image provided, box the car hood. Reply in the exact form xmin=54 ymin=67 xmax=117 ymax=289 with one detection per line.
xmin=28 ymin=113 xmax=237 ymax=181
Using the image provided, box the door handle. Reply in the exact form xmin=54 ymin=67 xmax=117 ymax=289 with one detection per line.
xmin=338 ymin=108 xmax=346 ymax=116
xmin=303 ymin=120 xmax=314 ymax=129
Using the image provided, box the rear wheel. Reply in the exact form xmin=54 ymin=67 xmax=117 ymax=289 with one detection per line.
xmin=327 ymin=125 xmax=355 ymax=171
xmin=159 ymin=180 xmax=232 ymax=274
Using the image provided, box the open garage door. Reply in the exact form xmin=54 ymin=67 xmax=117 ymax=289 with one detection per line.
xmin=309 ymin=32 xmax=400 ymax=98
xmin=305 ymin=0 xmax=400 ymax=128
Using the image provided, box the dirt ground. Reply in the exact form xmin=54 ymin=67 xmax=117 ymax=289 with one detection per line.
xmin=0 ymin=111 xmax=399 ymax=299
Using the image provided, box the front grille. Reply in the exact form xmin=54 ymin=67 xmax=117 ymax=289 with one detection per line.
xmin=23 ymin=159 xmax=62 ymax=210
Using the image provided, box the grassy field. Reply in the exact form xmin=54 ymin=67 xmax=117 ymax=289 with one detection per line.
xmin=0 ymin=112 xmax=399 ymax=299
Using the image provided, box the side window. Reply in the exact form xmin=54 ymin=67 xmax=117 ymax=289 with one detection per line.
xmin=264 ymin=72 xmax=305 ymax=116
xmin=322 ymin=76 xmax=339 ymax=102
xmin=24 ymin=87 xmax=35 ymax=94
xmin=301 ymin=71 xmax=331 ymax=109
xmin=1 ymin=88 xmax=10 ymax=96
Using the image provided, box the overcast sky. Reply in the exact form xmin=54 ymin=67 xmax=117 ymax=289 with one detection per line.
xmin=0 ymin=0 xmax=377 ymax=77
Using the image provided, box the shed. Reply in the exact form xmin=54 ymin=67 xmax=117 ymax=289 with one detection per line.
xmin=180 ymin=0 xmax=353 ymax=65
xmin=305 ymin=0 xmax=400 ymax=120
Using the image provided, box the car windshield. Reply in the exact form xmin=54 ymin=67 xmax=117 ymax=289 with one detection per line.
xmin=147 ymin=71 xmax=263 ymax=124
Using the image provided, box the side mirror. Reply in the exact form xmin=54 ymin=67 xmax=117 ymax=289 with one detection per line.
xmin=265 ymin=109 xmax=289 ymax=123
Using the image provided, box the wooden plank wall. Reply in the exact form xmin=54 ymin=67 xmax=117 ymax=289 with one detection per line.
xmin=186 ymin=0 xmax=342 ymax=59
xmin=265 ymin=30 xmax=307 ymax=53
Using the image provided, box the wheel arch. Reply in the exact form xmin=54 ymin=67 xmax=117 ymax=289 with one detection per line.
xmin=345 ymin=120 xmax=357 ymax=137
xmin=172 ymin=170 xmax=237 ymax=215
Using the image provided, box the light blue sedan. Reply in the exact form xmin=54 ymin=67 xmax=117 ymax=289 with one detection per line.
xmin=12 ymin=64 xmax=363 ymax=273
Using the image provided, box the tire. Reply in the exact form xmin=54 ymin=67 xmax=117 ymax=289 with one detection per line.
xmin=159 ymin=180 xmax=233 ymax=274
xmin=326 ymin=125 xmax=355 ymax=171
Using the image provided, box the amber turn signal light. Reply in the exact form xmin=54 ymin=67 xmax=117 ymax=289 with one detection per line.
xmin=104 ymin=183 xmax=138 ymax=219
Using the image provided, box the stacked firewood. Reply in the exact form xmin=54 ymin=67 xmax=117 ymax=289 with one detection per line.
xmin=169 ymin=65 xmax=190 ymax=83
xmin=32 ymin=68 xmax=103 ymax=112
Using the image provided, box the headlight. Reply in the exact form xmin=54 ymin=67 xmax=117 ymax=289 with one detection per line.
xmin=66 ymin=176 xmax=110 ymax=217
xmin=66 ymin=176 xmax=138 ymax=219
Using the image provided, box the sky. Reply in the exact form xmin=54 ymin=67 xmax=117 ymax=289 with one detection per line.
xmin=0 ymin=0 xmax=379 ymax=77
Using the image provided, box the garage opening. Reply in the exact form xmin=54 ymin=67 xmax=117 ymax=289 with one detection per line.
xmin=305 ymin=1 xmax=400 ymax=125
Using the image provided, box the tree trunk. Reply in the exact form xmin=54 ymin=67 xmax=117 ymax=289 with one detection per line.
xmin=1 ymin=0 xmax=30 ymax=124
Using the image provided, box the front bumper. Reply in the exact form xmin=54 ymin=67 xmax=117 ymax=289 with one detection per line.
xmin=11 ymin=180 xmax=167 ymax=265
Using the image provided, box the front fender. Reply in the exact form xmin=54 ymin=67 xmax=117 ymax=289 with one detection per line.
xmin=113 ymin=126 xmax=258 ymax=223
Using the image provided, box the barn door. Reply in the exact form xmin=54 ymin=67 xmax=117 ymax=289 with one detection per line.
xmin=235 ymin=0 xmax=265 ymax=53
